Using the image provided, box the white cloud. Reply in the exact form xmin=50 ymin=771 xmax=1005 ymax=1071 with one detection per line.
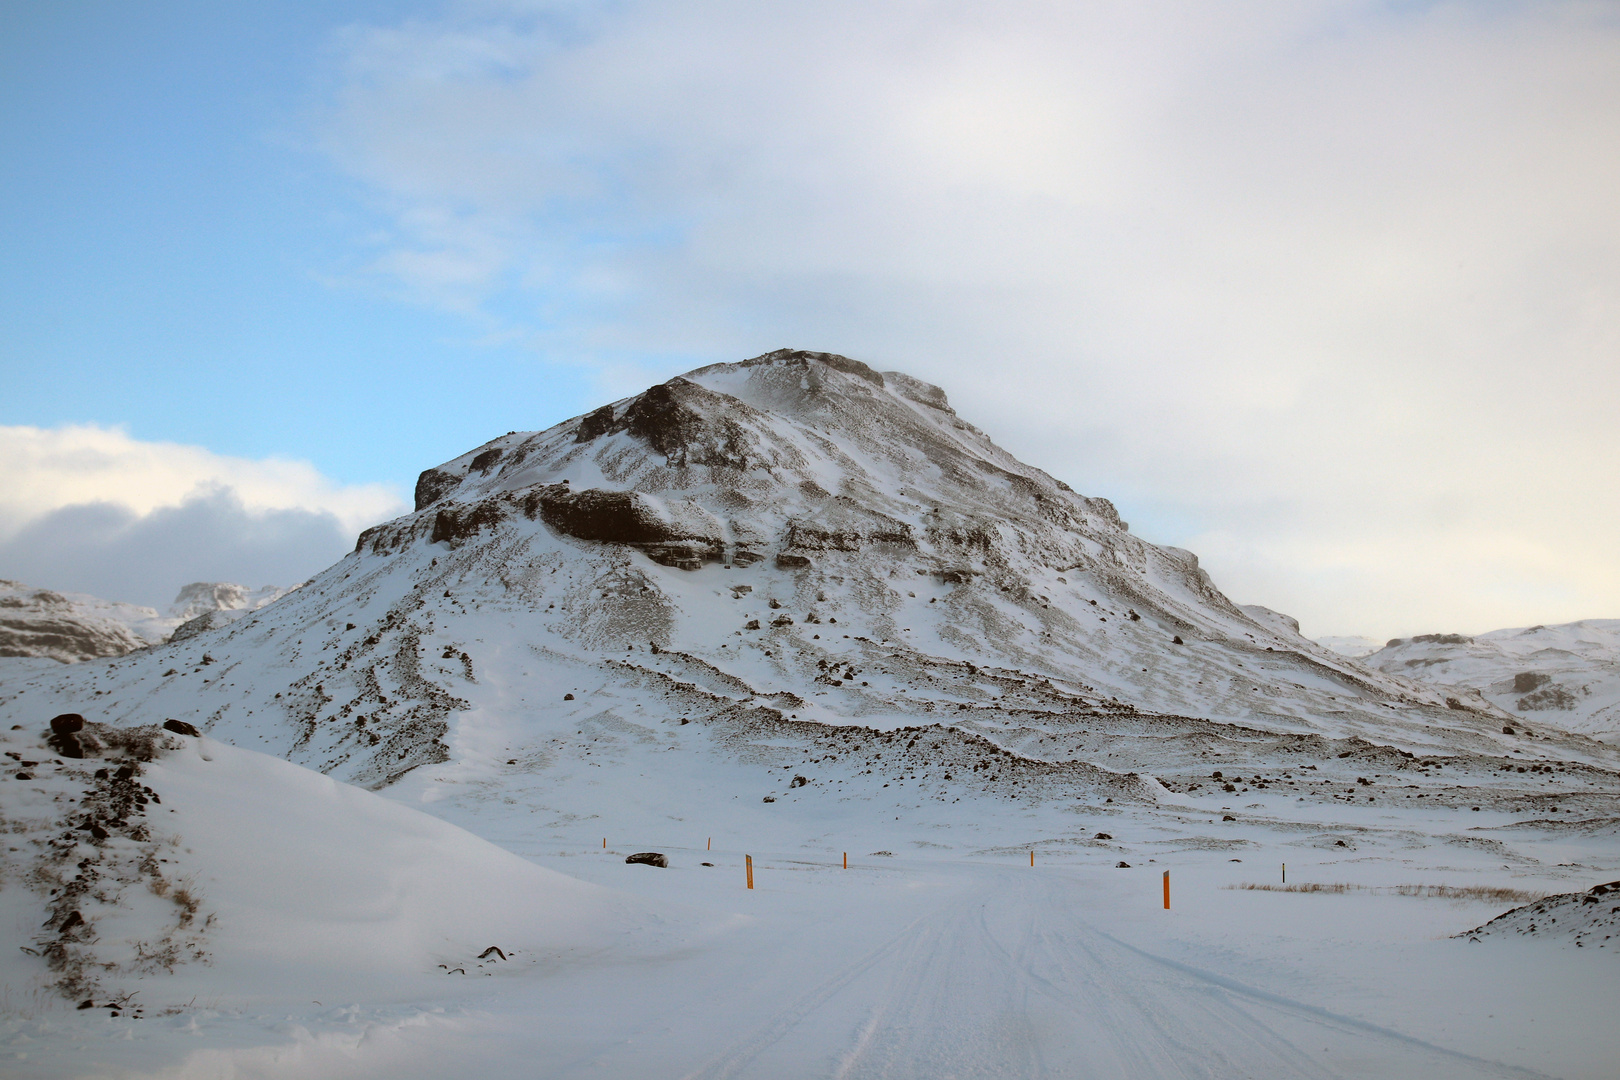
xmin=0 ymin=425 xmax=408 ymax=607
xmin=314 ymin=1 xmax=1620 ymax=638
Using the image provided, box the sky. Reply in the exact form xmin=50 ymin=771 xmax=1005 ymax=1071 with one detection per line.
xmin=2 ymin=1 xmax=1618 ymax=638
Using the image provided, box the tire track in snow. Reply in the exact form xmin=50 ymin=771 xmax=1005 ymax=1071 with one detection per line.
xmin=674 ymin=867 xmax=1553 ymax=1080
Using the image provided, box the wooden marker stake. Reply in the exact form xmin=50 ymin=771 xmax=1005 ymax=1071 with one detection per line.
xmin=707 ymin=837 xmax=712 ymax=851
xmin=843 ymin=852 xmax=847 ymax=869
xmin=602 ymin=838 xmax=606 ymax=850
xmin=1030 ymin=850 xmax=1035 ymax=867
xmin=1282 ymin=863 xmax=1286 ymax=885
xmin=1163 ymin=870 xmax=1171 ymax=910
xmin=746 ymin=854 xmax=754 ymax=890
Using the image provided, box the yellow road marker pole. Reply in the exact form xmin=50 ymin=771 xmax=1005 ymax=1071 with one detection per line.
xmin=746 ymin=854 xmax=754 ymax=890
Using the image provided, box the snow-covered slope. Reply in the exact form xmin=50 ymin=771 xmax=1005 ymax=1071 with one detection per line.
xmin=0 ymin=718 xmax=668 ymax=1014
xmin=1365 ymin=621 xmax=1620 ymax=741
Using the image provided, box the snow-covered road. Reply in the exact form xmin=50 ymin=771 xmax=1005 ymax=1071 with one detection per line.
xmin=649 ymin=868 xmax=1537 ymax=1080
xmin=10 ymin=846 xmax=1609 ymax=1079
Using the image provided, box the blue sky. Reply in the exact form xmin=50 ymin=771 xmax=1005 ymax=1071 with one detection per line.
xmin=3 ymin=2 xmax=1618 ymax=636
xmin=0 ymin=1 xmax=603 ymax=488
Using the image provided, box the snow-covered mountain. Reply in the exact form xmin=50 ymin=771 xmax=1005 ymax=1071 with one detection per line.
xmin=1364 ymin=621 xmax=1620 ymax=741
xmin=0 ymin=579 xmax=294 ymax=664
xmin=2 ymin=350 xmax=1617 ymax=1074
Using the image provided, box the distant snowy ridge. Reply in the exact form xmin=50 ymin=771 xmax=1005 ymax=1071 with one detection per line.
xmin=1315 ymin=635 xmax=1384 ymax=659
xmin=0 ymin=579 xmax=294 ymax=662
xmin=1363 ymin=620 xmax=1620 ymax=740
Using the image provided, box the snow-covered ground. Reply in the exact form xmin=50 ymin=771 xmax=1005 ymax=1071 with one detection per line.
xmin=1365 ymin=622 xmax=1620 ymax=742
xmin=1 ymin=351 xmax=1615 ymax=1077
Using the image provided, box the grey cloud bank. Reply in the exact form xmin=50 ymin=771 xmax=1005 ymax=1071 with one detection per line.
xmin=0 ymin=489 xmax=352 ymax=610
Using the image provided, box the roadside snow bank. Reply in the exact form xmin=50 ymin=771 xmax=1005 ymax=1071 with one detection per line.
xmin=1 ymin=722 xmax=671 ymax=1014
xmin=143 ymin=736 xmax=662 ymax=1006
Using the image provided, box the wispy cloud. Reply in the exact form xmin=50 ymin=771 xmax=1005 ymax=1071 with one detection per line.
xmin=313 ymin=1 xmax=1620 ymax=637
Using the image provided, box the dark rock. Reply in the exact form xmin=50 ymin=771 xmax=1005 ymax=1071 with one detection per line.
xmin=1093 ymin=832 xmax=1112 ymax=840
xmin=477 ymin=946 xmax=507 ymax=960
xmin=1503 ymin=725 xmax=1516 ymax=735
xmin=731 ymin=550 xmax=764 ymax=567
xmin=1116 ymin=861 xmax=1131 ymax=868
xmin=469 ymin=448 xmax=504 ymax=474
xmin=1223 ymin=814 xmax=1236 ymax=821
xmin=774 ymin=553 xmax=812 ymax=569
xmin=564 ymin=693 xmax=574 ymax=700
xmin=430 ymin=500 xmax=510 ymax=545
xmin=574 ymin=404 xmax=616 ymax=443
xmin=790 ymin=774 xmax=808 ymax=788
xmin=414 ymin=467 xmax=462 ymax=511
xmin=1513 ymin=672 xmax=1550 ymax=693
xmin=1414 ymin=633 xmax=1473 ymax=645
xmin=163 ymin=719 xmax=201 ymax=737
xmin=50 ymin=713 xmax=85 ymax=735
xmin=762 ymin=795 xmax=776 ymax=803
xmin=701 ymin=862 xmax=714 ymax=867
xmin=1518 ymin=685 xmax=1577 ymax=711
xmin=771 ymin=615 xmax=794 ymax=627
xmin=57 ymin=910 xmax=84 ymax=932
xmin=1445 ymin=697 xmax=1466 ymax=710
xmin=77 ymin=1000 xmax=94 ymax=1010
xmin=625 ymin=852 xmax=668 ymax=868
xmin=785 ymin=504 xmax=913 ymax=552
xmin=1171 ymin=636 xmax=1184 ymax=645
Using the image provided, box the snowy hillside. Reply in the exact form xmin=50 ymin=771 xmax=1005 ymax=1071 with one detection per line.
xmin=1365 ymin=621 xmax=1620 ymax=741
xmin=0 ymin=579 xmax=293 ymax=664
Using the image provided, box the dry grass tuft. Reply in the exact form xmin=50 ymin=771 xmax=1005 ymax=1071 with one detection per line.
xmin=1227 ymin=882 xmax=1545 ymax=903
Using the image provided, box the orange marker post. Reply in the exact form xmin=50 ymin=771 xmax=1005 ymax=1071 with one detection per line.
xmin=746 ymin=854 xmax=754 ymax=890
xmin=1282 ymin=863 xmax=1286 ymax=885
xmin=707 ymin=837 xmax=712 ymax=851
xmin=1163 ymin=870 xmax=1171 ymax=910
xmin=602 ymin=838 xmax=606 ymax=850
xmin=843 ymin=852 xmax=848 ymax=869
xmin=1030 ymin=850 xmax=1035 ymax=867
